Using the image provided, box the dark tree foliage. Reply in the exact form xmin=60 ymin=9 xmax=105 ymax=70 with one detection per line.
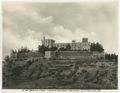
xmin=66 ymin=44 xmax=71 ymax=51
xmin=50 ymin=46 xmax=58 ymax=51
xmin=59 ymin=47 xmax=66 ymax=51
xmin=90 ymin=43 xmax=104 ymax=52
xmin=105 ymin=53 xmax=118 ymax=62
xmin=4 ymin=56 xmax=10 ymax=62
xmin=11 ymin=66 xmax=23 ymax=79
xmin=11 ymin=50 xmax=17 ymax=53
xmin=18 ymin=47 xmax=31 ymax=53
xmin=38 ymin=45 xmax=58 ymax=54
xmin=38 ymin=45 xmax=48 ymax=54
xmin=26 ymin=61 xmax=33 ymax=68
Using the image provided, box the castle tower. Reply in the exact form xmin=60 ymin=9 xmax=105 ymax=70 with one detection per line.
xmin=41 ymin=36 xmax=55 ymax=48
xmin=81 ymin=38 xmax=90 ymax=51
xmin=82 ymin=38 xmax=88 ymax=43
xmin=41 ymin=36 xmax=46 ymax=46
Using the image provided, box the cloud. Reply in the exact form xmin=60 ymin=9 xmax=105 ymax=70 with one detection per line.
xmin=52 ymin=25 xmax=99 ymax=43
xmin=3 ymin=29 xmax=42 ymax=57
xmin=3 ymin=3 xmax=54 ymax=39
xmin=22 ymin=10 xmax=53 ymax=24
xmin=2 ymin=2 xmax=118 ymax=57
xmin=3 ymin=3 xmax=26 ymax=12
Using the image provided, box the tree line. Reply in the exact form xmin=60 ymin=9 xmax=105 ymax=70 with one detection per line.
xmin=90 ymin=43 xmax=104 ymax=52
xmin=105 ymin=53 xmax=118 ymax=62
xmin=6 ymin=42 xmax=117 ymax=62
xmin=38 ymin=44 xmax=71 ymax=54
xmin=11 ymin=42 xmax=104 ymax=54
xmin=11 ymin=47 xmax=31 ymax=54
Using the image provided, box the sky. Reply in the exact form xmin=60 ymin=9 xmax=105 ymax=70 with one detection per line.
xmin=2 ymin=2 xmax=118 ymax=57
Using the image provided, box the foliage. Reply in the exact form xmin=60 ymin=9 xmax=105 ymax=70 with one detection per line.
xmin=4 ymin=56 xmax=10 ymax=62
xmin=50 ymin=46 xmax=58 ymax=51
xmin=38 ymin=45 xmax=58 ymax=54
xmin=38 ymin=45 xmax=48 ymax=54
xmin=105 ymin=53 xmax=118 ymax=62
xmin=18 ymin=47 xmax=31 ymax=53
xmin=90 ymin=43 xmax=104 ymax=52
xmin=11 ymin=66 xmax=23 ymax=79
xmin=59 ymin=47 xmax=66 ymax=51
xmin=38 ymin=44 xmax=71 ymax=52
xmin=3 ymin=59 xmax=117 ymax=89
xmin=66 ymin=44 xmax=71 ymax=51
xmin=11 ymin=50 xmax=17 ymax=53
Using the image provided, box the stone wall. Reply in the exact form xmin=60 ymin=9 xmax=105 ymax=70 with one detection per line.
xmin=44 ymin=51 xmax=105 ymax=60
xmin=45 ymin=51 xmax=56 ymax=59
xmin=55 ymin=42 xmax=91 ymax=51
xmin=92 ymin=52 xmax=105 ymax=59
xmin=57 ymin=51 xmax=93 ymax=60
xmin=11 ymin=52 xmax=43 ymax=61
xmin=17 ymin=52 xmax=43 ymax=60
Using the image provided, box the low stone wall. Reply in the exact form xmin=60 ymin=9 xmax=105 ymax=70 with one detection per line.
xmin=45 ymin=51 xmax=56 ymax=59
xmin=44 ymin=51 xmax=105 ymax=60
xmin=11 ymin=51 xmax=105 ymax=61
xmin=11 ymin=52 xmax=43 ymax=61
xmin=92 ymin=52 xmax=105 ymax=59
xmin=56 ymin=51 xmax=93 ymax=60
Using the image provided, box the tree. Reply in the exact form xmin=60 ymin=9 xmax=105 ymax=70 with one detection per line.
xmin=50 ymin=46 xmax=58 ymax=51
xmin=18 ymin=47 xmax=30 ymax=53
xmin=105 ymin=53 xmax=118 ymax=62
xmin=59 ymin=47 xmax=66 ymax=51
xmin=90 ymin=43 xmax=104 ymax=52
xmin=66 ymin=44 xmax=71 ymax=51
xmin=38 ymin=45 xmax=45 ymax=54
xmin=11 ymin=66 xmax=23 ymax=83
xmin=4 ymin=56 xmax=10 ymax=63
xmin=38 ymin=45 xmax=49 ymax=54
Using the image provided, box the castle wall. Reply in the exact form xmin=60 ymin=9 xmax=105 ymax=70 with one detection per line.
xmin=55 ymin=42 xmax=91 ymax=51
xmin=16 ymin=52 xmax=43 ymax=60
xmin=44 ymin=51 xmax=93 ymax=60
xmin=57 ymin=51 xmax=93 ymax=60
xmin=11 ymin=51 xmax=105 ymax=61
xmin=55 ymin=43 xmax=69 ymax=49
xmin=92 ymin=51 xmax=105 ymax=59
xmin=44 ymin=51 xmax=105 ymax=61
xmin=41 ymin=37 xmax=91 ymax=51
xmin=45 ymin=51 xmax=56 ymax=59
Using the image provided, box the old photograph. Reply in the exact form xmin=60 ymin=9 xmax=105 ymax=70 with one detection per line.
xmin=2 ymin=2 xmax=118 ymax=89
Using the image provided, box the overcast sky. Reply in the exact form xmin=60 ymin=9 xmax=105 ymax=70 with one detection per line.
xmin=2 ymin=2 xmax=118 ymax=57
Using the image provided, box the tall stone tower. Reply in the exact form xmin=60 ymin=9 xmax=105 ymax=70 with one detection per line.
xmin=82 ymin=38 xmax=88 ymax=43
xmin=41 ymin=36 xmax=55 ymax=48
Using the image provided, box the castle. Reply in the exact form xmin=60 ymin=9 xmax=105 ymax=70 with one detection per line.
xmin=10 ymin=37 xmax=105 ymax=61
xmin=41 ymin=37 xmax=91 ymax=51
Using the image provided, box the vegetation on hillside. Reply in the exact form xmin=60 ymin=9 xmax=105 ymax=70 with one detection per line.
xmin=38 ymin=45 xmax=57 ymax=54
xmin=38 ymin=44 xmax=71 ymax=53
xmin=3 ymin=42 xmax=118 ymax=89
xmin=11 ymin=47 xmax=31 ymax=54
xmin=90 ymin=43 xmax=104 ymax=52
xmin=105 ymin=53 xmax=118 ymax=62
xmin=3 ymin=59 xmax=117 ymax=89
